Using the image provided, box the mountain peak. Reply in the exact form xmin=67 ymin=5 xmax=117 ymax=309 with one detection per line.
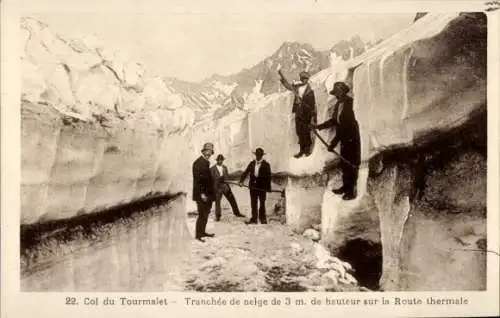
xmin=277 ymin=41 xmax=314 ymax=53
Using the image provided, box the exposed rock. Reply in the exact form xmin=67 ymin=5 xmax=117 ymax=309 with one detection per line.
xmin=413 ymin=12 xmax=428 ymax=22
xmin=290 ymin=242 xmax=303 ymax=253
xmin=306 ymin=271 xmax=323 ymax=286
xmin=314 ymin=242 xmax=332 ymax=269
xmin=199 ymin=257 xmax=226 ymax=271
xmin=328 ymin=261 xmax=347 ymax=279
xmin=321 ymin=270 xmax=340 ymax=286
xmin=311 ymin=223 xmax=321 ymax=231
xmin=344 ymin=273 xmax=358 ymax=285
xmin=303 ymin=229 xmax=321 ymax=241
xmin=342 ymin=261 xmax=353 ymax=272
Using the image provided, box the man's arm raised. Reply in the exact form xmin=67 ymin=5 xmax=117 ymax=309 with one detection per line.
xmin=278 ymin=68 xmax=295 ymax=92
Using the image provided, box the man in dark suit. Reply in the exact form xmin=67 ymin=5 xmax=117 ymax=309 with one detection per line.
xmin=239 ymin=148 xmax=272 ymax=224
xmin=211 ymin=154 xmax=245 ymax=221
xmin=192 ymin=142 xmax=216 ymax=242
xmin=314 ymin=82 xmax=361 ymax=201
xmin=278 ymin=68 xmax=317 ymax=158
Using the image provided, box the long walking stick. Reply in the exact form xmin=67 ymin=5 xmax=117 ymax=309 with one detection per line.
xmin=307 ymin=124 xmax=358 ymax=169
xmin=224 ymin=180 xmax=287 ymax=221
xmin=294 ymin=116 xmax=358 ymax=169
xmin=224 ymin=181 xmax=285 ymax=197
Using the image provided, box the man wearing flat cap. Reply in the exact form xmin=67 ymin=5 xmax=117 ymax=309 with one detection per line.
xmin=211 ymin=154 xmax=245 ymax=221
xmin=239 ymin=148 xmax=272 ymax=224
xmin=314 ymin=82 xmax=361 ymax=201
xmin=278 ymin=68 xmax=317 ymax=158
xmin=192 ymin=142 xmax=216 ymax=242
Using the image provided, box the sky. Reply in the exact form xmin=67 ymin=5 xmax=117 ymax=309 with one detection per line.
xmin=21 ymin=0 xmax=415 ymax=82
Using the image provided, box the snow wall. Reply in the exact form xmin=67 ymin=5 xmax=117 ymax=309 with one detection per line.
xmin=321 ymin=12 xmax=487 ymax=291
xmin=21 ymin=17 xmax=195 ymax=225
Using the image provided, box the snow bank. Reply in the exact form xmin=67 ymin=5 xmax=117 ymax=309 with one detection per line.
xmin=350 ymin=13 xmax=486 ymax=160
xmin=21 ymin=17 xmax=195 ymax=225
xmin=21 ymin=195 xmax=190 ymax=291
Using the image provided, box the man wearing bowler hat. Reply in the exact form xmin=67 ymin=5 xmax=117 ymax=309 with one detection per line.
xmin=314 ymin=82 xmax=361 ymax=201
xmin=239 ymin=148 xmax=272 ymax=224
xmin=192 ymin=142 xmax=216 ymax=242
xmin=278 ymin=68 xmax=317 ymax=158
xmin=211 ymin=154 xmax=245 ymax=221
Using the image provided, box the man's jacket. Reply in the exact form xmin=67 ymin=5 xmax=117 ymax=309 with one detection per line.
xmin=316 ymin=96 xmax=361 ymax=165
xmin=280 ymin=77 xmax=317 ymax=122
xmin=192 ymin=156 xmax=215 ymax=202
xmin=239 ymin=160 xmax=272 ymax=192
xmin=210 ymin=164 xmax=230 ymax=193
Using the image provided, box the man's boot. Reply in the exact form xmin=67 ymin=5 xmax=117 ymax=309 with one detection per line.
xmin=304 ymin=145 xmax=312 ymax=157
xmin=342 ymin=193 xmax=356 ymax=201
xmin=332 ymin=187 xmax=345 ymax=195
xmin=342 ymin=187 xmax=356 ymax=200
xmin=294 ymin=145 xmax=304 ymax=158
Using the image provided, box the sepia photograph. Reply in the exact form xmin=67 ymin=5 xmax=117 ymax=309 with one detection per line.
xmin=4 ymin=1 xmax=497 ymax=312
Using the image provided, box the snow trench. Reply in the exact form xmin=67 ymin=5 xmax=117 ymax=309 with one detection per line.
xmin=20 ymin=13 xmax=487 ymax=291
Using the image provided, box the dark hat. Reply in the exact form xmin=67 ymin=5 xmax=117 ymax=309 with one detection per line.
xmin=253 ymin=148 xmax=265 ymax=156
xmin=330 ymin=82 xmax=350 ymax=95
xmin=216 ymin=154 xmax=225 ymax=161
xmin=299 ymin=71 xmax=311 ymax=80
xmin=201 ymin=142 xmax=214 ymax=152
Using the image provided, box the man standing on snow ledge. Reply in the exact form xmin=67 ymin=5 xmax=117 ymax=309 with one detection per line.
xmin=239 ymin=148 xmax=272 ymax=224
xmin=314 ymin=82 xmax=361 ymax=201
xmin=192 ymin=142 xmax=216 ymax=242
xmin=278 ymin=67 xmax=317 ymax=158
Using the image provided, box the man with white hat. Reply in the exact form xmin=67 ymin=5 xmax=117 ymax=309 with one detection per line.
xmin=192 ymin=142 xmax=216 ymax=242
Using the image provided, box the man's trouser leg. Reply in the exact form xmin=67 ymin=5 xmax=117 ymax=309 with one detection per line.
xmin=295 ymin=119 xmax=305 ymax=154
xmin=302 ymin=123 xmax=313 ymax=154
xmin=195 ymin=200 xmax=212 ymax=238
xmin=224 ymin=188 xmax=241 ymax=215
xmin=214 ymin=191 xmax=223 ymax=220
xmin=342 ymin=139 xmax=361 ymax=196
xmin=249 ymin=190 xmax=258 ymax=222
xmin=351 ymin=166 xmax=359 ymax=196
xmin=296 ymin=118 xmax=312 ymax=154
xmin=343 ymin=163 xmax=358 ymax=196
xmin=258 ymin=191 xmax=267 ymax=223
xmin=341 ymin=161 xmax=350 ymax=192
